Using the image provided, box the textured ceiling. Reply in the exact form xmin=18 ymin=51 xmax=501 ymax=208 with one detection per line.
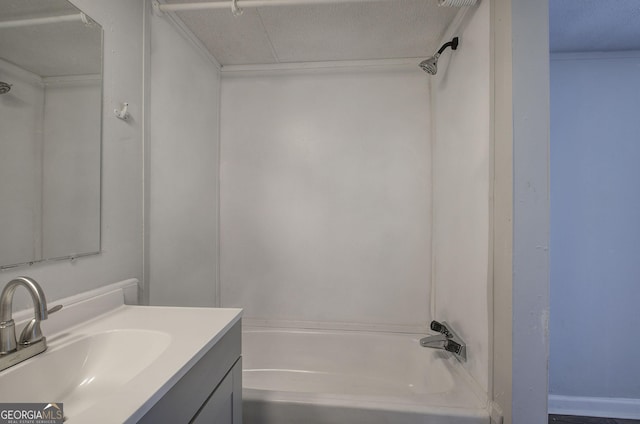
xmin=0 ymin=0 xmax=102 ymax=77
xmin=171 ymin=0 xmax=459 ymax=66
xmin=550 ymin=0 xmax=640 ymax=53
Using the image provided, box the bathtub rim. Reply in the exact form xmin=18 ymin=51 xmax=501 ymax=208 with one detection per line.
xmin=241 ymin=325 xmax=489 ymax=415
xmin=244 ymin=388 xmax=490 ymax=420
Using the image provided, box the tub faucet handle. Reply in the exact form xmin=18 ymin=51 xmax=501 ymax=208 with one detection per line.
xmin=420 ymin=320 xmax=467 ymax=362
xmin=444 ymin=339 xmax=464 ymax=355
xmin=430 ymin=320 xmax=451 ymax=337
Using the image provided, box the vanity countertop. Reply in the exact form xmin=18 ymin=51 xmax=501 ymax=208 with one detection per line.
xmin=0 ymin=279 xmax=242 ymax=423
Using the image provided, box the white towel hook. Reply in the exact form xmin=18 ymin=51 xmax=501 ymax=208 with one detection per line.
xmin=231 ymin=0 xmax=243 ymax=16
xmin=114 ymin=102 xmax=130 ymax=121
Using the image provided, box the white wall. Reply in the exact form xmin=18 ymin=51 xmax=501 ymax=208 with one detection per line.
xmin=491 ymin=0 xmax=551 ymax=421
xmin=509 ymin=0 xmax=550 ymax=422
xmin=1 ymin=0 xmax=145 ymax=309
xmin=147 ymin=9 xmax=221 ymax=307
xmin=0 ymin=60 xmax=44 ymax=266
xmin=431 ymin=0 xmax=490 ymax=394
xmin=42 ymin=77 xmax=101 ymax=259
xmin=220 ymin=66 xmax=431 ymax=330
xmin=549 ymin=51 xmax=640 ymax=414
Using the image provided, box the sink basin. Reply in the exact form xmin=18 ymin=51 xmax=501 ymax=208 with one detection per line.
xmin=0 ymin=329 xmax=171 ymax=418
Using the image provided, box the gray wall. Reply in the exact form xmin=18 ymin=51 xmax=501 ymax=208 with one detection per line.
xmin=492 ymin=0 xmax=551 ymax=422
xmin=220 ymin=66 xmax=431 ymax=330
xmin=550 ymin=52 xmax=640 ymax=403
xmin=1 ymin=0 xmax=145 ymax=308
xmin=147 ymin=8 xmax=221 ymax=307
xmin=510 ymin=0 xmax=550 ymax=420
xmin=431 ymin=0 xmax=491 ymax=394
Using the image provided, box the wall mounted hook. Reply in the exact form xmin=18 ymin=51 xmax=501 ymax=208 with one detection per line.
xmin=231 ymin=0 xmax=243 ymax=16
xmin=114 ymin=102 xmax=129 ymax=120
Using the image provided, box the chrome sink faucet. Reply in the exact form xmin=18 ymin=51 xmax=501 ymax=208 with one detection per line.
xmin=0 ymin=277 xmax=49 ymax=372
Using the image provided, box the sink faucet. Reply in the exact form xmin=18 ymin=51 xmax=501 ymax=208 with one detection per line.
xmin=0 ymin=277 xmax=49 ymax=372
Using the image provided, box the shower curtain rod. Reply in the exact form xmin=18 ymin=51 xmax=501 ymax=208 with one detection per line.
xmin=0 ymin=13 xmax=89 ymax=29
xmin=155 ymin=0 xmax=393 ymax=14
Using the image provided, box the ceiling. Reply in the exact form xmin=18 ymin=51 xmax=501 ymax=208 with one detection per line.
xmin=170 ymin=0 xmax=459 ymax=66
xmin=3 ymin=0 xmax=638 ymax=78
xmin=168 ymin=0 xmax=640 ymax=65
xmin=549 ymin=0 xmax=640 ymax=53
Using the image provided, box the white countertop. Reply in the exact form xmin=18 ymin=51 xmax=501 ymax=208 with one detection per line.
xmin=0 ymin=280 xmax=242 ymax=423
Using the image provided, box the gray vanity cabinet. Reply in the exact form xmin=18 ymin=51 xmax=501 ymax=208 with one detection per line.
xmin=139 ymin=320 xmax=242 ymax=424
xmin=191 ymin=359 xmax=242 ymax=423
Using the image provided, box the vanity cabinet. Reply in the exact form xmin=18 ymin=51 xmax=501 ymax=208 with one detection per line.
xmin=191 ymin=359 xmax=241 ymax=424
xmin=139 ymin=320 xmax=242 ymax=424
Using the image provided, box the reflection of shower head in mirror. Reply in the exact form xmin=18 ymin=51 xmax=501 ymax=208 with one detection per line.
xmin=0 ymin=81 xmax=11 ymax=94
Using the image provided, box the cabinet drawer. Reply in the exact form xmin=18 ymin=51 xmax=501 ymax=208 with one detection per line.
xmin=191 ymin=358 xmax=242 ymax=424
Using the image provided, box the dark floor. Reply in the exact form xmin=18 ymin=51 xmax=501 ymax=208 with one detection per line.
xmin=550 ymin=415 xmax=640 ymax=424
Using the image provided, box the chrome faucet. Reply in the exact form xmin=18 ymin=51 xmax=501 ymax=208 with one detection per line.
xmin=419 ymin=333 xmax=449 ymax=348
xmin=420 ymin=320 xmax=467 ymax=362
xmin=0 ymin=277 xmax=49 ymax=372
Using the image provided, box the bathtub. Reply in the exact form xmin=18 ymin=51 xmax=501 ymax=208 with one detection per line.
xmin=242 ymin=327 xmax=490 ymax=424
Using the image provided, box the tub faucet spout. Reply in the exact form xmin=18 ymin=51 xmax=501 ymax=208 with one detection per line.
xmin=419 ymin=334 xmax=448 ymax=349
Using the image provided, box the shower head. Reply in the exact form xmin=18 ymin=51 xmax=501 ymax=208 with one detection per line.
xmin=419 ymin=54 xmax=440 ymax=75
xmin=419 ymin=37 xmax=459 ymax=75
xmin=0 ymin=81 xmax=11 ymax=95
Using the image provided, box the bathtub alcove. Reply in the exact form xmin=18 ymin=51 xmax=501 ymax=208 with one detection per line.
xmin=148 ymin=0 xmax=493 ymax=423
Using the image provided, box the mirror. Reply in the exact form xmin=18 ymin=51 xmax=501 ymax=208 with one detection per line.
xmin=0 ymin=0 xmax=102 ymax=269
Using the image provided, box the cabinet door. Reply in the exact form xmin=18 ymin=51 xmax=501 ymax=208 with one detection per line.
xmin=191 ymin=358 xmax=242 ymax=424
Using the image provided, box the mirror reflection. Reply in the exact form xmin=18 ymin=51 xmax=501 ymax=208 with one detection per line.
xmin=0 ymin=0 xmax=103 ymax=268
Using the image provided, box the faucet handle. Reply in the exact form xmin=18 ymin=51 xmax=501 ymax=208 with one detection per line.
xmin=430 ymin=320 xmax=451 ymax=337
xmin=445 ymin=339 xmax=464 ymax=355
xmin=18 ymin=304 xmax=62 ymax=346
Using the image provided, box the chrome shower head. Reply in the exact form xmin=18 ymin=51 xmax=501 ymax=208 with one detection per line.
xmin=419 ymin=54 xmax=440 ymax=75
xmin=419 ymin=37 xmax=459 ymax=75
xmin=0 ymin=81 xmax=11 ymax=95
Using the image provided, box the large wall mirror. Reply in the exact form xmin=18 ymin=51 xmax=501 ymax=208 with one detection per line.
xmin=0 ymin=0 xmax=103 ymax=269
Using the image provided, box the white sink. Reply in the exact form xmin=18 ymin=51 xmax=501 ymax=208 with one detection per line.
xmin=0 ymin=329 xmax=171 ymax=418
xmin=0 ymin=283 xmax=242 ymax=424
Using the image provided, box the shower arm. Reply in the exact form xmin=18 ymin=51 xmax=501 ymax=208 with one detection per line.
xmin=436 ymin=37 xmax=459 ymax=55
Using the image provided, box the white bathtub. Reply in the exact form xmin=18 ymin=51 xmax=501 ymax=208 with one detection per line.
xmin=242 ymin=327 xmax=490 ymax=424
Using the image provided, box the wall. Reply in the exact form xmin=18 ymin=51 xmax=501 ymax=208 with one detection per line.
xmin=549 ymin=51 xmax=640 ymax=416
xmin=492 ymin=0 xmax=551 ymax=422
xmin=0 ymin=60 xmax=44 ymax=266
xmin=510 ymin=0 xmax=550 ymax=420
xmin=490 ymin=0 xmax=513 ymax=421
xmin=147 ymin=8 xmax=221 ymax=307
xmin=430 ymin=0 xmax=491 ymax=394
xmin=220 ymin=65 xmax=431 ymax=330
xmin=1 ymin=0 xmax=144 ymax=308
xmin=42 ymin=77 xmax=101 ymax=259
